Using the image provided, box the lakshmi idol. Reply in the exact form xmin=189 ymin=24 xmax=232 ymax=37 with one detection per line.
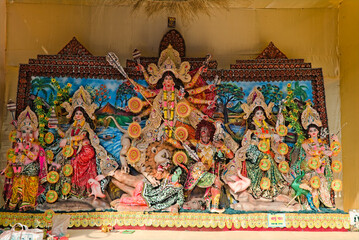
xmin=53 ymin=86 xmax=118 ymax=199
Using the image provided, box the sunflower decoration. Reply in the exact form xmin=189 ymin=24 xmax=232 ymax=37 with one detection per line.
xmin=281 ymin=83 xmax=306 ymax=146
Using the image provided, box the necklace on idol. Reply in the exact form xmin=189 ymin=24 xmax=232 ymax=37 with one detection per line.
xmin=163 ymin=86 xmax=175 ymax=138
xmin=254 ymin=119 xmax=269 ymax=134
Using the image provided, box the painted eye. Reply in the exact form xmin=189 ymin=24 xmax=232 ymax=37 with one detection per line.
xmin=151 ymin=147 xmax=157 ymax=154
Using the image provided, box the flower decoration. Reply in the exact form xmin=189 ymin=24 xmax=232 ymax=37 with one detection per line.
xmin=281 ymin=83 xmax=305 ymax=146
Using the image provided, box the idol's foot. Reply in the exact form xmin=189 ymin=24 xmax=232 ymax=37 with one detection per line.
xmin=210 ymin=208 xmax=225 ymax=214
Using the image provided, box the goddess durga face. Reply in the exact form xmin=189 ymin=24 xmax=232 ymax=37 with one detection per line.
xmin=163 ymin=75 xmax=175 ymax=91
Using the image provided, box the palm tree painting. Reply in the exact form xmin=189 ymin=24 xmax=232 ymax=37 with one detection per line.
xmin=292 ymin=81 xmax=308 ymax=101
xmin=31 ymin=77 xmax=56 ymax=101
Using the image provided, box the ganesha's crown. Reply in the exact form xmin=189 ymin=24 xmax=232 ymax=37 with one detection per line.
xmin=147 ymin=45 xmax=191 ymax=85
xmin=18 ymin=106 xmax=38 ymax=130
xmin=240 ymin=87 xmax=274 ymax=120
xmin=61 ymin=86 xmax=98 ymax=120
xmin=301 ymin=103 xmax=322 ymax=130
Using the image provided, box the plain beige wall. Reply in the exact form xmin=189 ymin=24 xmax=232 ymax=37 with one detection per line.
xmin=0 ymin=1 xmax=7 ymax=153
xmin=0 ymin=1 xmax=344 ymax=208
xmin=339 ymin=0 xmax=359 ymax=211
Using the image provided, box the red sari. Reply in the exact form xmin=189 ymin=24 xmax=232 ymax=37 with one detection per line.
xmin=71 ymin=142 xmax=97 ymax=197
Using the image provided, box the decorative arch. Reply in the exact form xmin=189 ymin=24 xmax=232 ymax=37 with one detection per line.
xmin=256 ymin=42 xmax=288 ymax=59
xmin=159 ymin=29 xmax=186 ymax=57
xmin=57 ymin=37 xmax=92 ymax=56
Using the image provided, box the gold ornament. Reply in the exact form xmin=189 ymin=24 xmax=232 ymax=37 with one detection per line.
xmin=47 ymin=171 xmax=59 ymax=184
xmin=308 ymin=156 xmax=321 ymax=170
xmin=62 ymin=182 xmax=71 ymax=195
xmin=46 ymin=190 xmax=58 ymax=203
xmin=276 ymin=125 xmax=288 ymax=136
xmin=9 ymin=130 xmax=17 ymax=142
xmin=43 ymin=209 xmax=55 ymax=224
xmin=6 ymin=148 xmax=16 ymax=162
xmin=147 ymin=45 xmax=191 ymax=85
xmin=46 ymin=150 xmax=54 ymax=162
xmin=127 ymin=147 xmax=141 ymax=165
xmin=61 ymin=86 xmax=98 ymax=120
xmin=301 ymin=103 xmax=322 ymax=130
xmin=176 ymin=101 xmax=191 ymax=118
xmin=278 ymin=143 xmax=289 ymax=155
xmin=259 ymin=157 xmax=271 ymax=171
xmin=174 ymin=127 xmax=188 ymax=141
xmin=128 ymin=97 xmax=143 ymax=113
xmin=45 ymin=132 xmax=54 ymax=144
xmin=128 ymin=122 xmax=142 ymax=139
xmin=63 ymin=164 xmax=73 ymax=177
xmin=62 ymin=145 xmax=74 ymax=158
xmin=17 ymin=106 xmax=38 ymax=131
xmin=240 ymin=88 xmax=274 ymax=120
xmin=278 ymin=161 xmax=289 ymax=174
xmin=173 ymin=151 xmax=188 ymax=165
xmin=330 ymin=141 xmax=341 ymax=155
xmin=310 ymin=176 xmax=320 ymax=189
xmin=258 ymin=140 xmax=270 ymax=152
xmin=260 ymin=177 xmax=271 ymax=190
xmin=331 ymin=179 xmax=342 ymax=192
xmin=331 ymin=160 xmax=342 ymax=173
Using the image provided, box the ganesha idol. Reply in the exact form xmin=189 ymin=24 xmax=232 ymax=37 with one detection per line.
xmin=107 ymin=45 xmax=249 ymax=212
xmin=1 ymin=106 xmax=48 ymax=211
